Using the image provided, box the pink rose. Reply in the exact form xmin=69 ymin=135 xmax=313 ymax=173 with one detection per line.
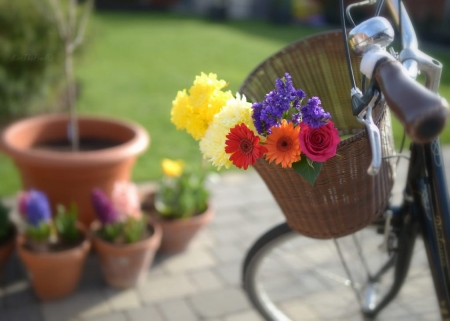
xmin=299 ymin=121 xmax=340 ymax=162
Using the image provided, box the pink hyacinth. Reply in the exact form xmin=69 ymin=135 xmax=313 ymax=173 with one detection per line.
xmin=111 ymin=181 xmax=142 ymax=220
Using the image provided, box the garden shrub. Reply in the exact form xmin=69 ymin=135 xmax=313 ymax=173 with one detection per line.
xmin=0 ymin=0 xmax=64 ymax=123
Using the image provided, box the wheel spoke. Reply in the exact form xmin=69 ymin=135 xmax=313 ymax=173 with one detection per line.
xmin=243 ymin=222 xmax=437 ymax=321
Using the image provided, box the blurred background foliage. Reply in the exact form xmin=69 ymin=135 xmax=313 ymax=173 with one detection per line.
xmin=0 ymin=0 xmax=66 ymax=125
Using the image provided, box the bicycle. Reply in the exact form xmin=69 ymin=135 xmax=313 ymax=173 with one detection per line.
xmin=239 ymin=0 xmax=450 ymax=320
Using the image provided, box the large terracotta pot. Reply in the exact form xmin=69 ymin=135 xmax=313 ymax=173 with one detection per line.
xmin=0 ymin=114 xmax=149 ymax=226
xmin=16 ymin=227 xmax=91 ymax=301
xmin=155 ymin=205 xmax=214 ymax=253
xmin=91 ymin=220 xmax=161 ymax=288
xmin=0 ymin=226 xmax=16 ymax=271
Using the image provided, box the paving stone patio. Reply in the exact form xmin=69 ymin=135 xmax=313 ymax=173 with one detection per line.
xmin=1 ymin=148 xmax=449 ymax=321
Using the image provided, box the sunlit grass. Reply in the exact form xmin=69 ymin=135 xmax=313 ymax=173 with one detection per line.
xmin=0 ymin=11 xmax=449 ymax=196
xmin=74 ymin=12 xmax=327 ymax=184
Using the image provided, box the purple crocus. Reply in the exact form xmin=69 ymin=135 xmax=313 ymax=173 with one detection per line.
xmin=18 ymin=190 xmax=52 ymax=227
xmin=300 ymin=97 xmax=331 ymax=128
xmin=91 ymin=188 xmax=119 ymax=225
xmin=252 ymin=72 xmax=306 ymax=135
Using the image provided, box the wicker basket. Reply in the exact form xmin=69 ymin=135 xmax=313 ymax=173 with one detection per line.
xmin=239 ymin=30 xmax=396 ymax=239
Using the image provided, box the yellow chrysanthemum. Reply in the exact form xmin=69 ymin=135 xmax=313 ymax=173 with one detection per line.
xmin=161 ymin=158 xmax=184 ymax=177
xmin=171 ymin=90 xmax=191 ymax=131
xmin=189 ymin=73 xmax=228 ymax=108
xmin=170 ymin=73 xmax=232 ymax=140
xmin=200 ymin=93 xmax=259 ymax=169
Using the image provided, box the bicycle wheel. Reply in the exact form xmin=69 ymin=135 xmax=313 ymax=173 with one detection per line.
xmin=242 ymin=222 xmax=438 ymax=321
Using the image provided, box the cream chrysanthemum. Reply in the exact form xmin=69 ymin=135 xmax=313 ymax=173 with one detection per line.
xmin=170 ymin=73 xmax=232 ymax=140
xmin=200 ymin=93 xmax=260 ymax=169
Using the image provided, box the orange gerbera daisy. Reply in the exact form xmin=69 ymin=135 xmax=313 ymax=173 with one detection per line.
xmin=264 ymin=120 xmax=301 ymax=168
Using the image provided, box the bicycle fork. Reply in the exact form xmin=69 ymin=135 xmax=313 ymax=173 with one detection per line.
xmin=411 ymin=142 xmax=450 ymax=320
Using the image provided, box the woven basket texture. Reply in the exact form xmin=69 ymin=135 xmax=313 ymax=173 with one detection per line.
xmin=239 ymin=30 xmax=396 ymax=239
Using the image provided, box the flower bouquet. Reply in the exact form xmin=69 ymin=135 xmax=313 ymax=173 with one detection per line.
xmin=16 ymin=189 xmax=91 ymax=300
xmin=171 ymin=72 xmax=340 ymax=185
xmin=90 ymin=181 xmax=161 ymax=288
xmin=170 ymin=46 xmax=394 ymax=239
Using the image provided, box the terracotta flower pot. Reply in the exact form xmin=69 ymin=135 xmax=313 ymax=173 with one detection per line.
xmin=16 ymin=227 xmax=91 ymax=301
xmin=0 ymin=226 xmax=16 ymax=270
xmin=0 ymin=114 xmax=149 ymax=226
xmin=91 ymin=220 xmax=162 ymax=289
xmin=155 ymin=205 xmax=214 ymax=253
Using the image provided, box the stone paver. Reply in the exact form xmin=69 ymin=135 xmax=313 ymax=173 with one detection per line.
xmin=82 ymin=313 xmax=127 ymax=321
xmin=104 ymin=288 xmax=141 ymax=311
xmin=188 ymin=269 xmax=225 ymax=291
xmin=214 ymin=261 xmax=242 ymax=286
xmin=188 ymin=287 xmax=251 ymax=319
xmin=41 ymin=290 xmax=112 ymax=321
xmin=162 ymin=249 xmax=216 ymax=273
xmin=125 ymin=305 xmax=164 ymax=321
xmin=209 ymin=243 xmax=245 ymax=263
xmin=0 ymin=303 xmax=42 ymax=321
xmin=1 ymin=148 xmax=450 ymax=321
xmin=136 ymin=274 xmax=197 ymax=303
xmin=223 ymin=310 xmax=265 ymax=321
xmin=158 ymin=298 xmax=199 ymax=321
xmin=2 ymin=279 xmax=36 ymax=308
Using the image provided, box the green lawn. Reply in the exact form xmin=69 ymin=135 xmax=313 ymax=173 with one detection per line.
xmin=1 ymin=12 xmax=449 ymax=197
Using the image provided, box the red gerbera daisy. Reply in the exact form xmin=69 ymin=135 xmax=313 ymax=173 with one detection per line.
xmin=225 ymin=123 xmax=268 ymax=170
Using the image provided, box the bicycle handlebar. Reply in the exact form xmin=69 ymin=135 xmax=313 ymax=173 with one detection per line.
xmin=374 ymin=56 xmax=449 ymax=143
xmin=360 ymin=48 xmax=449 ymax=144
xmin=383 ymin=0 xmax=448 ymax=143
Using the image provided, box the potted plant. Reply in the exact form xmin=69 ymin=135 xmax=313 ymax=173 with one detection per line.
xmin=16 ymin=189 xmax=91 ymax=300
xmin=149 ymin=158 xmax=213 ymax=253
xmin=0 ymin=0 xmax=149 ymax=225
xmin=90 ymin=181 xmax=161 ymax=288
xmin=0 ymin=202 xmax=16 ymax=272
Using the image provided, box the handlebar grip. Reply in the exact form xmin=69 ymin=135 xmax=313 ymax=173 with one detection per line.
xmin=373 ymin=58 xmax=449 ymax=143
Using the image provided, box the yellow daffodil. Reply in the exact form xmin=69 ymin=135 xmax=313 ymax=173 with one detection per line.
xmin=161 ymin=158 xmax=184 ymax=177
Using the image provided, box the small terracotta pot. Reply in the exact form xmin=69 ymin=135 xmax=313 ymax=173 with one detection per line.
xmin=0 ymin=114 xmax=149 ymax=226
xmin=155 ymin=205 xmax=214 ymax=253
xmin=91 ymin=220 xmax=162 ymax=289
xmin=0 ymin=226 xmax=16 ymax=270
xmin=16 ymin=227 xmax=91 ymax=301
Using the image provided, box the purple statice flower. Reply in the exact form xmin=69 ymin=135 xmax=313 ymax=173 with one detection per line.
xmin=91 ymin=188 xmax=119 ymax=225
xmin=18 ymin=190 xmax=52 ymax=227
xmin=300 ymin=97 xmax=331 ymax=128
xmin=252 ymin=73 xmax=306 ymax=135
xmin=252 ymin=102 xmax=265 ymax=135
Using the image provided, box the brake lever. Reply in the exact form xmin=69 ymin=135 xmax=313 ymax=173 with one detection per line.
xmin=356 ymin=91 xmax=382 ymax=176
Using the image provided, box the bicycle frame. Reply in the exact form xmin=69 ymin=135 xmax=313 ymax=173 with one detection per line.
xmin=409 ymin=140 xmax=450 ymax=319
xmin=345 ymin=0 xmax=450 ymax=318
xmin=241 ymin=1 xmax=450 ymax=319
xmin=383 ymin=0 xmax=450 ymax=318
